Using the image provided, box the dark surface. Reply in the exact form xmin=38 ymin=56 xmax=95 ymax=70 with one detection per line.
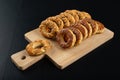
xmin=0 ymin=0 xmax=120 ymax=79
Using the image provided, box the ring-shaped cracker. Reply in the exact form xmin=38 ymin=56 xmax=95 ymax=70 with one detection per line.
xmin=57 ymin=15 xmax=70 ymax=28
xmin=83 ymin=18 xmax=98 ymax=35
xmin=80 ymin=18 xmax=93 ymax=37
xmin=95 ymin=20 xmax=105 ymax=33
xmin=80 ymin=11 xmax=91 ymax=19
xmin=65 ymin=10 xmax=79 ymax=23
xmin=56 ymin=28 xmax=76 ymax=48
xmin=26 ymin=40 xmax=51 ymax=56
xmin=71 ymin=10 xmax=82 ymax=20
xmin=47 ymin=16 xmax=64 ymax=30
xmin=72 ymin=10 xmax=91 ymax=20
xmin=69 ymin=27 xmax=83 ymax=45
xmin=60 ymin=12 xmax=76 ymax=25
xmin=40 ymin=20 xmax=59 ymax=39
xmin=74 ymin=22 xmax=88 ymax=39
xmin=88 ymin=19 xmax=98 ymax=35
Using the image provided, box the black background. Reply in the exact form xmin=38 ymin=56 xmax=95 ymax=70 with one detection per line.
xmin=0 ymin=0 xmax=120 ymax=80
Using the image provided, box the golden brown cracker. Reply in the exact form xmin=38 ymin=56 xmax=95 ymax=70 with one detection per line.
xmin=80 ymin=18 xmax=93 ymax=37
xmin=57 ymin=15 xmax=70 ymax=28
xmin=60 ymin=12 xmax=76 ymax=25
xmin=74 ymin=22 xmax=88 ymax=39
xmin=69 ymin=27 xmax=83 ymax=46
xmin=47 ymin=16 xmax=64 ymax=30
xmin=39 ymin=20 xmax=59 ymax=39
xmin=65 ymin=10 xmax=80 ymax=23
xmin=56 ymin=28 xmax=76 ymax=48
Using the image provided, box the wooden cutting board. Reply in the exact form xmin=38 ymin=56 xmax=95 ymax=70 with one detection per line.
xmin=11 ymin=28 xmax=114 ymax=70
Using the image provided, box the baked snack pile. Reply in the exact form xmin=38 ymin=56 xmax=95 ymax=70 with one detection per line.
xmin=56 ymin=18 xmax=105 ymax=48
xmin=38 ymin=9 xmax=105 ymax=48
xmin=25 ymin=9 xmax=105 ymax=55
xmin=26 ymin=40 xmax=51 ymax=56
xmin=39 ymin=10 xmax=91 ymax=39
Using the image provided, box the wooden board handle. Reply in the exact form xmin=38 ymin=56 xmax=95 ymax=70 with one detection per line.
xmin=11 ymin=50 xmax=45 ymax=70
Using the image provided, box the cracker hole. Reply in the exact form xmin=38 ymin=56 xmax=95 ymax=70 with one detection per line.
xmin=21 ymin=56 xmax=26 ymax=60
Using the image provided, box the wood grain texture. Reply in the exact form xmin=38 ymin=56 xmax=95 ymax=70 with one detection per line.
xmin=24 ymin=28 xmax=114 ymax=69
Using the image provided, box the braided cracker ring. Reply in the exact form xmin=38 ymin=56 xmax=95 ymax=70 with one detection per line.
xmin=80 ymin=18 xmax=93 ymax=37
xmin=80 ymin=11 xmax=91 ymax=19
xmin=89 ymin=19 xmax=99 ymax=34
xmin=71 ymin=10 xmax=82 ymax=20
xmin=26 ymin=40 xmax=51 ymax=56
xmin=83 ymin=18 xmax=98 ymax=35
xmin=47 ymin=16 xmax=64 ymax=30
xmin=56 ymin=28 xmax=76 ymax=48
xmin=65 ymin=10 xmax=79 ymax=23
xmin=69 ymin=27 xmax=83 ymax=46
xmin=60 ymin=12 xmax=76 ymax=25
xmin=40 ymin=20 xmax=59 ymax=39
xmin=74 ymin=22 xmax=88 ymax=39
xmin=95 ymin=20 xmax=105 ymax=34
xmin=72 ymin=10 xmax=91 ymax=20
xmin=57 ymin=15 xmax=70 ymax=27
